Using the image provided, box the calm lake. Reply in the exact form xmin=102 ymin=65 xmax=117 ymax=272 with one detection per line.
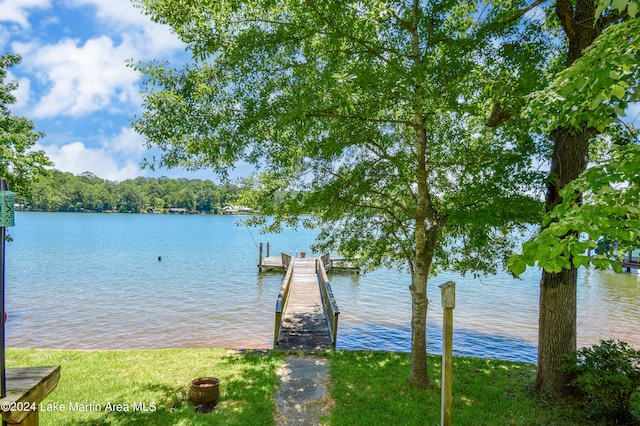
xmin=4 ymin=212 xmax=640 ymax=363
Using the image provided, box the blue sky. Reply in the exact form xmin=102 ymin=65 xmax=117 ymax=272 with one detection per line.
xmin=2 ymin=1 xmax=638 ymax=183
xmin=0 ymin=0 xmax=244 ymax=182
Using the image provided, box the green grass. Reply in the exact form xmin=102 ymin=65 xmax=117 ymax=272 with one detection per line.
xmin=6 ymin=348 xmax=283 ymax=425
xmin=326 ymin=351 xmax=639 ymax=425
xmin=6 ymin=348 xmax=638 ymax=425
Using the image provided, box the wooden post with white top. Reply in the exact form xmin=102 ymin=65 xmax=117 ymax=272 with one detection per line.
xmin=440 ymin=281 xmax=455 ymax=426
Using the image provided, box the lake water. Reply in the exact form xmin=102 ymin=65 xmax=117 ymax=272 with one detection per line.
xmin=4 ymin=212 xmax=639 ymax=363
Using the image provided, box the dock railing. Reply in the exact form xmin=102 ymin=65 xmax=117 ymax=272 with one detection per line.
xmin=274 ymin=262 xmax=295 ymax=346
xmin=316 ymin=255 xmax=340 ymax=347
xmin=281 ymin=252 xmax=293 ymax=269
xmin=320 ymin=253 xmax=331 ymax=272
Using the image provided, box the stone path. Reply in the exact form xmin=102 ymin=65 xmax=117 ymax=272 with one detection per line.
xmin=274 ymin=355 xmax=334 ymax=425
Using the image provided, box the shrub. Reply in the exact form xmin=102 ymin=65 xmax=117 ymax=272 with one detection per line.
xmin=561 ymin=339 xmax=640 ymax=423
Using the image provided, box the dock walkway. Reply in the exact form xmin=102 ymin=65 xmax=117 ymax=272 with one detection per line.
xmin=277 ymin=258 xmax=333 ymax=351
xmin=273 ymin=254 xmax=340 ymax=352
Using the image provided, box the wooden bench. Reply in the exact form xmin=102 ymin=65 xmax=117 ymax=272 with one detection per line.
xmin=0 ymin=366 xmax=61 ymax=426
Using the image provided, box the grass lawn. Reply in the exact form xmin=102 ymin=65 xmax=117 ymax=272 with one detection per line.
xmin=6 ymin=348 xmax=282 ymax=426
xmin=326 ymin=351 xmax=614 ymax=425
xmin=5 ymin=348 xmax=638 ymax=425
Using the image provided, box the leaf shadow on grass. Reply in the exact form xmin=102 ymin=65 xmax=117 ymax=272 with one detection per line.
xmin=49 ymin=350 xmax=283 ymax=426
xmin=326 ymin=348 xmax=595 ymax=426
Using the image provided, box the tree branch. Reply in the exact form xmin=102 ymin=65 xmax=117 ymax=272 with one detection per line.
xmin=303 ymin=0 xmax=408 ymax=74
xmin=486 ymin=100 xmax=514 ymax=127
xmin=600 ymin=9 xmax=628 ymax=26
xmin=386 ymin=6 xmax=413 ymax=33
xmin=503 ymin=0 xmax=547 ymax=24
xmin=307 ymin=110 xmax=415 ymax=127
xmin=556 ymin=0 xmax=577 ymax=40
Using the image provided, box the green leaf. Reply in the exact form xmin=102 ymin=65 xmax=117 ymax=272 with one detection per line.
xmin=572 ymin=255 xmax=591 ymax=268
xmin=611 ymin=261 xmax=623 ymax=273
xmin=612 ymin=0 xmax=628 ymax=13
xmin=611 ymin=84 xmax=625 ymax=100
xmin=589 ymin=93 xmax=604 ymax=110
xmin=543 ymin=257 xmax=571 ymax=273
xmin=595 ymin=0 xmax=612 ymax=19
xmin=591 ymin=258 xmax=615 ymax=270
xmin=507 ymin=255 xmax=527 ymax=277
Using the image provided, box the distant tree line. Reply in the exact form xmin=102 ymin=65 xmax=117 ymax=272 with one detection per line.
xmin=19 ymin=170 xmax=246 ymax=214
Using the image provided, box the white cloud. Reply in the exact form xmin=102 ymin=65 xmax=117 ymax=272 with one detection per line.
xmin=69 ymin=0 xmax=156 ymax=26
xmin=36 ymin=126 xmax=152 ymax=180
xmin=68 ymin=0 xmax=186 ymax=58
xmin=0 ymin=0 xmax=50 ymax=28
xmin=3 ymin=0 xmax=190 ymax=180
xmin=8 ymin=0 xmax=186 ymax=120
xmin=15 ymin=36 xmax=140 ymax=118
xmin=38 ymin=139 xmax=145 ymax=181
xmin=107 ymin=126 xmax=146 ymax=156
xmin=0 ymin=27 xmax=9 ymax=50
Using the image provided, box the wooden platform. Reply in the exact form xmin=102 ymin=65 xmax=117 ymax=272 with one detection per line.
xmin=275 ymin=258 xmax=334 ymax=352
xmin=620 ymin=261 xmax=640 ymax=272
xmin=259 ymin=254 xmax=360 ymax=272
xmin=328 ymin=257 xmax=360 ymax=273
xmin=259 ymin=256 xmax=286 ymax=272
xmin=0 ymin=365 xmax=61 ymax=425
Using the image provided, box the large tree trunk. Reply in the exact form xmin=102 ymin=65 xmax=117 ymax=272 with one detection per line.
xmin=409 ymin=54 xmax=435 ymax=386
xmin=536 ymin=125 xmax=591 ymax=396
xmin=536 ymin=0 xmax=602 ymax=395
xmin=409 ymin=225 xmax=438 ymax=387
xmin=536 ymin=269 xmax=577 ymax=396
xmin=409 ymin=116 xmax=433 ymax=387
xmin=409 ymin=253 xmax=430 ymax=387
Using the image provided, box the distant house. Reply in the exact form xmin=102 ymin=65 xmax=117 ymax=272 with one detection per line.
xmin=168 ymin=208 xmax=187 ymax=214
xmin=222 ymin=205 xmax=253 ymax=215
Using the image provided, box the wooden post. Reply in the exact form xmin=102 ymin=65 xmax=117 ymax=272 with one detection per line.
xmin=0 ymin=224 xmax=5 ymax=398
xmin=627 ymin=250 xmax=633 ymax=273
xmin=259 ymin=243 xmax=263 ymax=272
xmin=267 ymin=242 xmax=270 ymax=257
xmin=439 ymin=281 xmax=456 ymax=426
xmin=0 ymin=179 xmax=16 ymax=400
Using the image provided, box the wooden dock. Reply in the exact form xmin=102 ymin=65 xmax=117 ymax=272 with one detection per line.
xmin=328 ymin=257 xmax=361 ymax=273
xmin=274 ymin=255 xmax=340 ymax=351
xmin=258 ymin=242 xmax=287 ymax=272
xmin=620 ymin=261 xmax=640 ymax=272
xmin=259 ymin=255 xmax=289 ymax=272
xmin=258 ymin=242 xmax=360 ymax=273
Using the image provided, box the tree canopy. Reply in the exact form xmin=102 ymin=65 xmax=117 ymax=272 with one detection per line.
xmin=510 ymin=0 xmax=640 ymax=276
xmin=509 ymin=141 xmax=640 ymax=275
xmin=133 ymin=0 xmax=551 ymax=386
xmin=0 ymin=53 xmax=52 ymax=196
xmin=504 ymin=0 xmax=640 ymax=396
xmin=528 ymin=7 xmax=639 ymax=135
xmin=24 ymin=170 xmax=243 ymax=214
